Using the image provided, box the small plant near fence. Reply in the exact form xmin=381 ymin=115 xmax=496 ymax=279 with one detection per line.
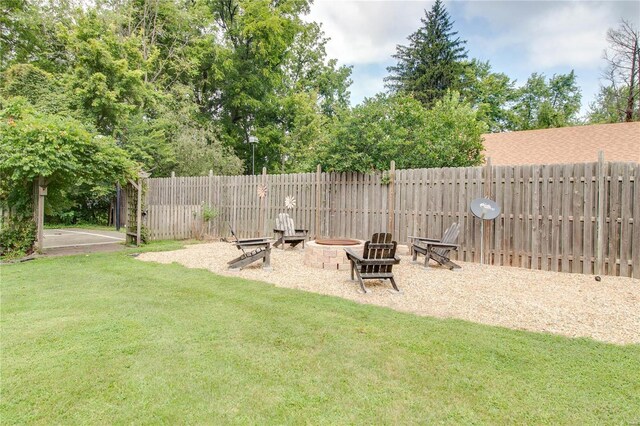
xmin=191 ymin=203 xmax=219 ymax=240
xmin=380 ymin=170 xmax=391 ymax=185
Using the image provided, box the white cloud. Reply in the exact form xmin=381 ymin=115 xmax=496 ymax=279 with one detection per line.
xmin=304 ymin=0 xmax=640 ymax=105
xmin=527 ymin=4 xmax=612 ymax=68
xmin=306 ymin=0 xmax=430 ymax=65
xmin=459 ymin=1 xmax=636 ymax=69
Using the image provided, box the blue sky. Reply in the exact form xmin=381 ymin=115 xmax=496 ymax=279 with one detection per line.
xmin=305 ymin=0 xmax=640 ymax=116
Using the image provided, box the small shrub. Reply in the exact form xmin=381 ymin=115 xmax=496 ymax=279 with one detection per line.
xmin=191 ymin=204 xmax=218 ymax=240
xmin=380 ymin=171 xmax=391 ymax=185
xmin=140 ymin=223 xmax=149 ymax=244
xmin=202 ymin=205 xmax=218 ymax=223
xmin=0 ymin=217 xmax=37 ymax=258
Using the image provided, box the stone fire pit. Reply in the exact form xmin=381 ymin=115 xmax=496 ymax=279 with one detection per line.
xmin=304 ymin=239 xmax=364 ymax=270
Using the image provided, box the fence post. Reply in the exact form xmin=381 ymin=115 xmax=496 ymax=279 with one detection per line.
xmin=232 ymin=175 xmax=237 ymax=235
xmin=387 ymin=160 xmax=396 ymax=233
xmin=207 ymin=170 xmax=213 ymax=236
xmin=32 ymin=180 xmax=38 ymax=247
xmin=171 ymin=171 xmax=176 ymax=238
xmin=595 ymin=151 xmax=605 ymax=275
xmin=483 ymin=158 xmax=493 ymax=264
xmin=135 ymin=177 xmax=142 ymax=246
xmin=315 ymin=164 xmax=322 ymax=238
xmin=260 ymin=167 xmax=267 ymax=235
xmin=34 ymin=176 xmax=46 ymax=252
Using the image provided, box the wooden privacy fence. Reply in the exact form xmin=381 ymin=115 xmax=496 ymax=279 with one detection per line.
xmin=144 ymin=159 xmax=639 ymax=278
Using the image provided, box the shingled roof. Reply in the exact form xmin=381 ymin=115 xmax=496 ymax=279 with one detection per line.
xmin=482 ymin=122 xmax=640 ymax=165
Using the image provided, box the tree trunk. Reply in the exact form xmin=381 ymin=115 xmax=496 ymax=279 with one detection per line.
xmin=625 ymin=38 xmax=638 ymax=122
xmin=637 ymin=40 xmax=640 ymax=120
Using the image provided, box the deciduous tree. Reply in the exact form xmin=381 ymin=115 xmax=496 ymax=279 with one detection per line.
xmin=602 ymin=19 xmax=640 ymax=122
xmin=318 ymin=92 xmax=485 ymax=173
xmin=0 ymin=97 xmax=136 ymax=218
xmin=587 ymin=85 xmax=629 ymax=123
xmin=460 ymin=59 xmax=516 ymax=133
xmin=509 ymin=71 xmax=581 ymax=130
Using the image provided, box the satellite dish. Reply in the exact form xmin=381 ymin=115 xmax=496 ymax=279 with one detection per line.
xmin=470 ymin=198 xmax=501 ymax=220
xmin=470 ymin=198 xmax=501 ymax=266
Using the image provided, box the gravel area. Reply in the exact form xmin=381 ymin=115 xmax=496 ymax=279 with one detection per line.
xmin=138 ymin=242 xmax=640 ymax=345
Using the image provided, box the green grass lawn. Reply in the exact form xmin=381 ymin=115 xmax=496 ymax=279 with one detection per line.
xmin=2 ymin=246 xmax=639 ymax=424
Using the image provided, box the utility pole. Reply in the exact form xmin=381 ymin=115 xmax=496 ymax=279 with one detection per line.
xmin=249 ymin=135 xmax=258 ymax=175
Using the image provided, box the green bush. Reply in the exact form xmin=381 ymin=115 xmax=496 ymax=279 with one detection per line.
xmin=201 ymin=204 xmax=218 ymax=223
xmin=0 ymin=217 xmax=37 ymax=258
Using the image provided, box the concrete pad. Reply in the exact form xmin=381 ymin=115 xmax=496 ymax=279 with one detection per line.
xmin=43 ymin=228 xmax=125 ymax=255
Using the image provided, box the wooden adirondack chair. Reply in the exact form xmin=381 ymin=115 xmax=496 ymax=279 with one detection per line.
xmin=227 ymin=226 xmax=273 ymax=270
xmin=344 ymin=233 xmax=401 ymax=294
xmin=273 ymin=213 xmax=308 ymax=250
xmin=409 ymin=223 xmax=461 ymax=270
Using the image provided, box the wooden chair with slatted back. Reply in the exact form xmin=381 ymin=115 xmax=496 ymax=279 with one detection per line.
xmin=273 ymin=213 xmax=308 ymax=250
xmin=344 ymin=233 xmax=401 ymax=294
xmin=409 ymin=223 xmax=461 ymax=270
xmin=227 ymin=225 xmax=273 ymax=270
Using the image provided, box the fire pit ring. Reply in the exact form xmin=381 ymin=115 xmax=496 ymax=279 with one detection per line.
xmin=315 ymin=239 xmax=361 ymax=246
xmin=304 ymin=239 xmax=364 ymax=270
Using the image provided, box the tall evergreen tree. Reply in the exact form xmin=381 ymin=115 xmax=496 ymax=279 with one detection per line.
xmin=385 ymin=0 xmax=467 ymax=107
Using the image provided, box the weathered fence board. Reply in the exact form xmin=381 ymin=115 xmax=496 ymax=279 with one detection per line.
xmin=143 ymin=161 xmax=639 ymax=278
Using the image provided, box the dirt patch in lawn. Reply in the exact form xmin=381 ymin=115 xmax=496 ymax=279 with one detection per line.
xmin=138 ymin=242 xmax=640 ymax=345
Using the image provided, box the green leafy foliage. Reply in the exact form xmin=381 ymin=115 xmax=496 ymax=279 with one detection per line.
xmin=1 ymin=0 xmax=598 ymax=205
xmin=1 ymin=1 xmax=39 ymax=69
xmin=588 ymin=84 xmax=637 ymax=123
xmin=62 ymin=11 xmax=148 ymax=135
xmin=201 ymin=204 xmax=218 ymax=223
xmin=423 ymin=92 xmax=486 ymax=167
xmin=460 ymin=60 xmax=517 ymax=133
xmin=115 ymin=84 xmax=243 ymax=177
xmin=282 ymin=22 xmax=352 ymax=116
xmin=0 ymin=97 xmax=137 ymax=228
xmin=0 ymin=216 xmax=36 ymax=258
xmin=0 ymin=1 xmax=250 ymax=225
xmin=1 ymin=1 xmax=246 ymax=178
xmin=172 ymin=122 xmax=244 ymax=176
xmin=0 ymin=64 xmax=71 ymax=116
xmin=0 ymin=98 xmax=136 ymax=187
xmin=509 ymin=71 xmax=582 ymax=130
xmin=199 ymin=0 xmax=350 ymax=172
xmin=318 ymin=92 xmax=485 ymax=172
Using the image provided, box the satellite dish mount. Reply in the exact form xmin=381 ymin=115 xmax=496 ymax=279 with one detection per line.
xmin=470 ymin=198 xmax=501 ymax=265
